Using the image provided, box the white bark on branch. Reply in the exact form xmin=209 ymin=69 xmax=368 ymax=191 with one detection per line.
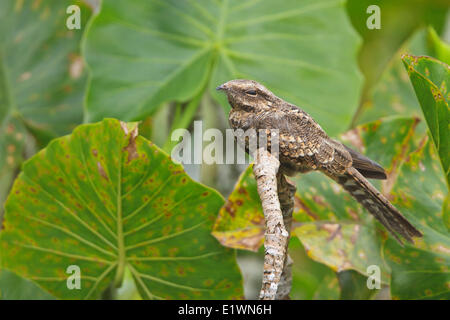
xmin=253 ymin=148 xmax=295 ymax=300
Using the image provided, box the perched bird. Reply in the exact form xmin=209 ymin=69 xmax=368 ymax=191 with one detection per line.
xmin=217 ymin=79 xmax=422 ymax=245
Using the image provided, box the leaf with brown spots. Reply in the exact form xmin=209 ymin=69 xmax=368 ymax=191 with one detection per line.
xmin=212 ymin=166 xmax=265 ymax=251
xmin=295 ymin=222 xmax=389 ymax=282
xmin=0 ymin=119 xmax=243 ymax=300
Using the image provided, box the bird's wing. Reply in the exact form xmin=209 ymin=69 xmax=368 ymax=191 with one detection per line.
xmin=255 ymin=109 xmax=349 ymax=170
xmin=254 ymin=109 xmax=386 ymax=177
xmin=277 ymin=109 xmax=386 ymax=179
xmin=343 ymin=145 xmax=387 ymax=179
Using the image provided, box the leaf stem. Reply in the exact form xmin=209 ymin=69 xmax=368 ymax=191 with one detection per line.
xmin=163 ymin=90 xmax=203 ymax=152
xmin=114 ymin=140 xmax=125 ymax=288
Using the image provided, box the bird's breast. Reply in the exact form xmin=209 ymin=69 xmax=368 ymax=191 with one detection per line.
xmin=228 ymin=110 xmax=254 ymax=131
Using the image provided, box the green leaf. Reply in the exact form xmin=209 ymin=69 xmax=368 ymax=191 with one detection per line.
xmin=444 ymin=195 xmax=450 ymax=231
xmin=294 ymin=221 xmax=389 ymax=281
xmin=355 ymin=29 xmax=428 ymax=125
xmin=402 ymin=54 xmax=450 ymax=186
xmin=384 ymin=138 xmax=449 ymax=299
xmin=289 ymin=238 xmax=340 ymax=300
xmin=428 ymin=27 xmax=450 ymax=65
xmin=356 ymin=58 xmax=421 ymax=125
xmin=338 ymin=270 xmax=378 ymax=300
xmin=0 ymin=269 xmax=55 ymax=300
xmin=0 ymin=0 xmax=91 ymax=214
xmin=0 ymin=118 xmax=243 ymax=300
xmin=346 ymin=0 xmax=447 ymax=90
xmin=84 ymin=0 xmax=362 ymax=136
xmin=346 ymin=0 xmax=449 ymax=126
xmin=311 ymin=271 xmax=340 ymax=300
xmin=385 ymin=238 xmax=450 ymax=300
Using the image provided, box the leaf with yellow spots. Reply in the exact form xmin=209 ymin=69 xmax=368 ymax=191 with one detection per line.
xmin=0 ymin=0 xmax=92 ymax=216
xmin=295 ymin=222 xmax=389 ymax=282
xmin=385 ymin=235 xmax=450 ymax=300
xmin=0 ymin=119 xmax=243 ymax=300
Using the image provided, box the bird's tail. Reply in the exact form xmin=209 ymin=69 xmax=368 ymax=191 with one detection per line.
xmin=330 ymin=167 xmax=422 ymax=245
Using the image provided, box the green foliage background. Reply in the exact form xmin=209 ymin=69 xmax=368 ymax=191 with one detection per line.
xmin=0 ymin=0 xmax=449 ymax=300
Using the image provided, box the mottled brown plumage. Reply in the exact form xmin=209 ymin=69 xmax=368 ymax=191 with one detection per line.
xmin=217 ymin=79 xmax=422 ymax=245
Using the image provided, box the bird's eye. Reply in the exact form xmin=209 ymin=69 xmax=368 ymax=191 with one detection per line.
xmin=245 ymin=89 xmax=257 ymax=96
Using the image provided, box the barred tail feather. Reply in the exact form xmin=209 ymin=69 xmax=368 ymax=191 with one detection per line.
xmin=334 ymin=167 xmax=422 ymax=245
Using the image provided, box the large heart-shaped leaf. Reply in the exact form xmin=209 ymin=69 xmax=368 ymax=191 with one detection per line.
xmin=402 ymin=54 xmax=449 ymax=186
xmin=84 ymin=0 xmax=362 ymax=136
xmin=0 ymin=0 xmax=91 ymax=215
xmin=0 ymin=119 xmax=243 ymax=299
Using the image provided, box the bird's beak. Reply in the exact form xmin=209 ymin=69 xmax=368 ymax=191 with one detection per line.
xmin=216 ymin=83 xmax=227 ymax=91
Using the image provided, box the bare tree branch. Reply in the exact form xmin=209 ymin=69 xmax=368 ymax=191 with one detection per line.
xmin=253 ymin=148 xmax=295 ymax=300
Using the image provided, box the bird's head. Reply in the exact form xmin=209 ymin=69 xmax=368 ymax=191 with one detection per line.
xmin=216 ymin=79 xmax=279 ymax=112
